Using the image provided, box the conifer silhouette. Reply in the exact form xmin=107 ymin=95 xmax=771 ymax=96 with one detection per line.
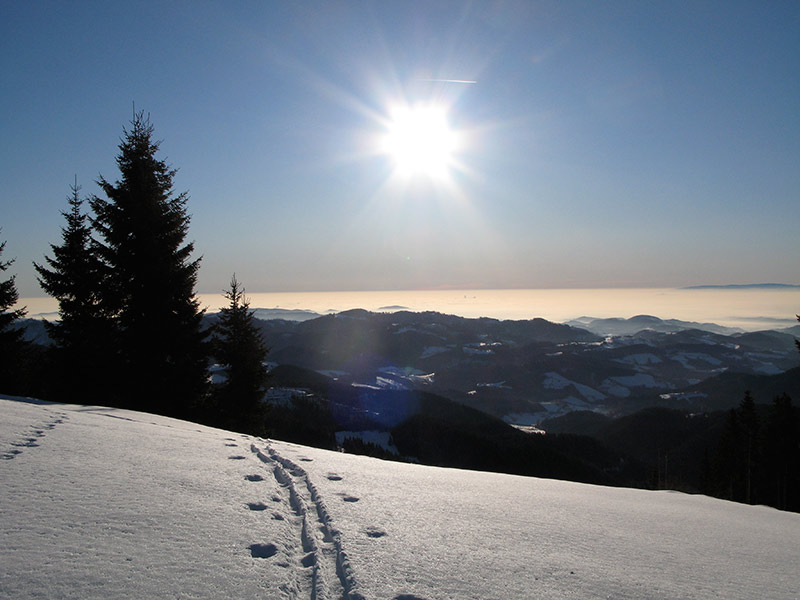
xmin=90 ymin=112 xmax=208 ymax=416
xmin=34 ymin=181 xmax=113 ymax=402
xmin=0 ymin=232 xmax=27 ymax=391
xmin=211 ymin=274 xmax=269 ymax=432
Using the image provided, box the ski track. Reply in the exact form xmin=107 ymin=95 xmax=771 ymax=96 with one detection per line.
xmin=1 ymin=410 xmax=68 ymax=460
xmin=251 ymin=442 xmax=366 ymax=600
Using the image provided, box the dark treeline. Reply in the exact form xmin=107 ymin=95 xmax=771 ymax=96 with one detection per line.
xmin=711 ymin=391 xmax=800 ymax=511
xmin=1 ymin=113 xmax=268 ymax=436
xmin=542 ymin=387 xmax=800 ymax=513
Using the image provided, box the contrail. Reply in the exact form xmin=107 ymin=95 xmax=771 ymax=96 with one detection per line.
xmin=418 ymin=78 xmax=477 ymax=84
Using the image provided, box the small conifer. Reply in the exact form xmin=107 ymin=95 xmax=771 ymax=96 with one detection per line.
xmin=212 ymin=275 xmax=269 ymax=433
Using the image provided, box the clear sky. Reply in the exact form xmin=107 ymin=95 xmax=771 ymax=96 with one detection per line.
xmin=2 ymin=1 xmax=798 ymax=298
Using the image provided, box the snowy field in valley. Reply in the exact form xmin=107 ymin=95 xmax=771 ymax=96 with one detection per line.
xmin=1 ymin=396 xmax=798 ymax=600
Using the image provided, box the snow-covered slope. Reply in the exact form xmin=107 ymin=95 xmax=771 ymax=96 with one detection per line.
xmin=1 ymin=396 xmax=798 ymax=600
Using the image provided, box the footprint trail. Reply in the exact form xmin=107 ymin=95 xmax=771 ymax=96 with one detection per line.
xmin=251 ymin=442 xmax=366 ymax=600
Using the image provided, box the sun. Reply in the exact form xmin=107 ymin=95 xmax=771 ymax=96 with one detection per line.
xmin=381 ymin=104 xmax=457 ymax=179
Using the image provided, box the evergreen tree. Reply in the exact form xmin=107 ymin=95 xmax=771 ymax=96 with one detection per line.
xmin=89 ymin=112 xmax=208 ymax=417
xmin=795 ymin=313 xmax=799 ymax=354
xmin=0 ymin=233 xmax=27 ymax=392
xmin=763 ymin=394 xmax=800 ymax=511
xmin=738 ymin=390 xmax=760 ymax=504
xmin=34 ymin=181 xmax=113 ymax=402
xmin=211 ymin=275 xmax=269 ymax=433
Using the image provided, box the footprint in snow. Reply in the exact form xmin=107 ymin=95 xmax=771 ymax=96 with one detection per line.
xmin=365 ymin=526 xmax=386 ymax=538
xmin=249 ymin=543 xmax=278 ymax=559
xmin=319 ymin=525 xmax=334 ymax=543
xmin=246 ymin=502 xmax=268 ymax=511
xmin=301 ymin=553 xmax=316 ymax=568
xmin=13 ymin=440 xmax=39 ymax=448
xmin=245 ymin=474 xmax=265 ymax=482
xmin=327 ymin=474 xmax=343 ymax=481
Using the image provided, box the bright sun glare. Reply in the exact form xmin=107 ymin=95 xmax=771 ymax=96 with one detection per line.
xmin=381 ymin=104 xmax=456 ymax=179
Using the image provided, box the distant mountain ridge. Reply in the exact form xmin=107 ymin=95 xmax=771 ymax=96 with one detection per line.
xmin=565 ymin=314 xmax=744 ymax=336
xmin=683 ymin=283 xmax=800 ymax=289
xmin=249 ymin=308 xmax=321 ymax=322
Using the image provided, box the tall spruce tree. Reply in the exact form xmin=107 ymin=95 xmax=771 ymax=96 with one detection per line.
xmin=0 ymin=233 xmax=27 ymax=392
xmin=34 ymin=181 xmax=113 ymax=403
xmin=90 ymin=112 xmax=208 ymax=417
xmin=211 ymin=275 xmax=269 ymax=433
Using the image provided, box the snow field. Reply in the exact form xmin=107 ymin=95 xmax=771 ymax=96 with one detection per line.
xmin=274 ymin=441 xmax=800 ymax=600
xmin=2 ymin=396 xmax=799 ymax=600
xmin=1 ymin=398 xmax=300 ymax=599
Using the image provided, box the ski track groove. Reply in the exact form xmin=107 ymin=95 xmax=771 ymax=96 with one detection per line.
xmin=252 ymin=442 xmax=366 ymax=600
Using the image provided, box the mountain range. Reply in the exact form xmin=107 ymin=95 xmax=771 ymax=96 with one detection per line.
xmin=238 ymin=310 xmax=799 ymax=426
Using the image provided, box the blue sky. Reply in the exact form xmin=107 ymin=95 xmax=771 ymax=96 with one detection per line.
xmin=2 ymin=1 xmax=798 ymax=298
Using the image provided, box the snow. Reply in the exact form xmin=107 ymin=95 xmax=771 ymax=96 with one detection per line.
xmin=476 ymin=381 xmax=510 ymax=389
xmin=600 ymin=379 xmax=632 ymax=397
xmin=378 ymin=366 xmax=426 ymax=377
xmin=420 ymin=346 xmax=448 ymax=359
xmin=375 ymin=367 xmax=435 ymax=387
xmin=609 ymin=373 xmax=661 ymax=388
xmin=2 ymin=395 xmax=799 ymax=600
xmin=660 ymin=392 xmax=709 ymax=402
xmin=208 ymin=363 xmax=227 ymax=384
xmin=375 ymin=376 xmax=407 ymax=390
xmin=670 ymin=352 xmax=723 ymax=369
xmin=543 ymin=372 xmax=573 ymax=390
xmin=753 ymin=363 xmax=784 ymax=375
xmin=408 ymin=372 xmax=435 ymax=385
xmin=351 ymin=382 xmax=382 ymax=390
xmin=462 ymin=345 xmax=494 ymax=356
xmin=618 ymin=353 xmax=662 ymax=366
xmin=543 ymin=372 xmax=606 ymax=401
